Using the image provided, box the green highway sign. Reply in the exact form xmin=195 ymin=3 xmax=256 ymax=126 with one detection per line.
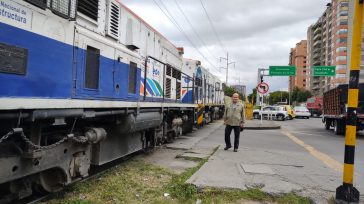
xmin=313 ymin=66 xmax=336 ymax=76
xmin=269 ymin=66 xmax=296 ymax=76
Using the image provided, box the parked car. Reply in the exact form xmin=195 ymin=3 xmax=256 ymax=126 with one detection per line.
xmin=253 ymin=106 xmax=289 ymax=121
xmin=294 ymin=106 xmax=310 ymax=119
xmin=283 ymin=105 xmax=295 ymax=120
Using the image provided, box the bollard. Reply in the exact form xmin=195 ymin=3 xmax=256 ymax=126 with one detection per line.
xmin=335 ymin=0 xmax=363 ymax=203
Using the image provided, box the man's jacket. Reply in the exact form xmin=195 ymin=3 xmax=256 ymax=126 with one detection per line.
xmin=223 ymin=102 xmax=245 ymax=126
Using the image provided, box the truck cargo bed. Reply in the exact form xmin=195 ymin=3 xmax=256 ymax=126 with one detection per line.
xmin=323 ymin=84 xmax=364 ymax=116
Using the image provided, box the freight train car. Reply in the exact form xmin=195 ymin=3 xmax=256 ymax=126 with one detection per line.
xmin=0 ymin=0 xmax=222 ymax=202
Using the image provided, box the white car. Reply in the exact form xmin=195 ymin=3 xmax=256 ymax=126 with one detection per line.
xmin=294 ymin=106 xmax=310 ymax=119
xmin=253 ymin=106 xmax=289 ymax=121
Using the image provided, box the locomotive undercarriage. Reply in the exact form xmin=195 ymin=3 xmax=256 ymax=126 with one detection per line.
xmin=0 ymin=107 xmax=194 ymax=203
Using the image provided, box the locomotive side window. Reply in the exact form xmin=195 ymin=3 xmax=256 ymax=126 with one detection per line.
xmin=128 ymin=62 xmax=137 ymax=94
xmin=77 ymin=0 xmax=99 ymax=21
xmin=24 ymin=0 xmax=47 ymax=9
xmin=85 ymin=46 xmax=100 ymax=89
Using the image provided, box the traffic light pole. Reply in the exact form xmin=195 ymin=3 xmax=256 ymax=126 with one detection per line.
xmin=336 ymin=0 xmax=363 ymax=203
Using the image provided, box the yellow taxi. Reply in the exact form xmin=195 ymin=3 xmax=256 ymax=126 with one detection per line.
xmin=283 ymin=105 xmax=295 ymax=120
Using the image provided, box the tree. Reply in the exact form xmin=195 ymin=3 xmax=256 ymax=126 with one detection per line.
xmin=224 ymin=86 xmax=244 ymax=100
xmin=247 ymin=88 xmax=257 ymax=104
xmin=290 ymin=86 xmax=312 ymax=104
xmin=268 ymin=91 xmax=289 ymax=105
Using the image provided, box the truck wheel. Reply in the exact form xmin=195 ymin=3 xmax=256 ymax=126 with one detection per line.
xmin=325 ymin=120 xmax=331 ymax=130
xmin=334 ymin=120 xmax=345 ymax=135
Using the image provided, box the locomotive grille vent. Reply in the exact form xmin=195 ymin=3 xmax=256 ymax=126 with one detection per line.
xmin=166 ymin=66 xmax=172 ymax=76
xmin=77 ymin=0 xmax=99 ymax=21
xmin=176 ymin=82 xmax=181 ymax=99
xmin=25 ymin=0 xmax=47 ymax=9
xmin=166 ymin=78 xmax=171 ymax=98
xmin=107 ymin=1 xmax=120 ymax=39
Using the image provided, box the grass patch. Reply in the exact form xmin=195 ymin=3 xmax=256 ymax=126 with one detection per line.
xmin=46 ymin=147 xmax=312 ymax=204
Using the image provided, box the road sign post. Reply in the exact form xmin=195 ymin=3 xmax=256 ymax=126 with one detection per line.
xmin=336 ymin=1 xmax=362 ymax=203
xmin=257 ymin=82 xmax=269 ymax=124
xmin=269 ymin=66 xmax=296 ymax=76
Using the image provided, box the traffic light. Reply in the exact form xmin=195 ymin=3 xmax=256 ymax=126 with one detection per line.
xmin=260 ymin=76 xmax=264 ymax=83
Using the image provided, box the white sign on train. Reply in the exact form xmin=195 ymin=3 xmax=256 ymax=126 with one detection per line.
xmin=0 ymin=0 xmax=31 ymax=29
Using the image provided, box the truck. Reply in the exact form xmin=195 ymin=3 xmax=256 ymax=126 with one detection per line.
xmin=306 ymin=97 xmax=323 ymax=117
xmin=322 ymin=84 xmax=364 ymax=135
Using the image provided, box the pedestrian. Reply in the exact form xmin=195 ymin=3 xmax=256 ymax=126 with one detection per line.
xmin=223 ymin=93 xmax=245 ymax=152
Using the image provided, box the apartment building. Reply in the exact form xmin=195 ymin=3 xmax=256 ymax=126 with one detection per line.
xmin=347 ymin=0 xmax=364 ymax=82
xmin=289 ymin=40 xmax=307 ymax=92
xmin=306 ymin=0 xmax=349 ymax=96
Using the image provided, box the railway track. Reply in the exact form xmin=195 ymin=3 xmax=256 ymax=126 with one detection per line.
xmin=14 ymin=151 xmax=142 ymax=204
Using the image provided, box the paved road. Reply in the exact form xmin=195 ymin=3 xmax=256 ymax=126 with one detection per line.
xmin=187 ymin=118 xmax=364 ymax=203
xmin=278 ymin=117 xmax=364 ymax=179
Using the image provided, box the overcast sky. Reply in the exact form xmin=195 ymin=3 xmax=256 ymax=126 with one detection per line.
xmin=122 ymin=0 xmax=330 ymax=94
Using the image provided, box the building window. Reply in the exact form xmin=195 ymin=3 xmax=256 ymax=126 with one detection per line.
xmin=336 ymin=29 xmax=348 ymax=35
xmin=336 ymin=47 xmax=347 ymax=53
xmin=336 ymin=65 xmax=347 ymax=69
xmin=336 ymin=38 xmax=347 ymax=44
xmin=339 ymin=2 xmax=349 ymax=8
xmin=85 ymin=46 xmax=100 ymax=89
xmin=337 ymin=20 xmax=348 ymax=26
xmin=337 ymin=10 xmax=348 ymax=17
xmin=337 ymin=74 xmax=346 ymax=78
xmin=336 ymin=56 xmax=347 ymax=61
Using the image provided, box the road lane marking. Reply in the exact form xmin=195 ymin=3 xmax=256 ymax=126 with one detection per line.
xmin=288 ymin=131 xmax=331 ymax=136
xmin=281 ymin=131 xmax=343 ymax=172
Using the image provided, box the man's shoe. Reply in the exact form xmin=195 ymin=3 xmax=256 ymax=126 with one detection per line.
xmin=224 ymin=146 xmax=231 ymax=150
xmin=234 ymin=149 xmax=238 ymax=152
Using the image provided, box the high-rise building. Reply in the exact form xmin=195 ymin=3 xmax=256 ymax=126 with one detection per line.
xmin=231 ymin=85 xmax=246 ymax=97
xmin=307 ymin=1 xmax=349 ymax=96
xmin=289 ymin=40 xmax=307 ymax=92
xmin=347 ymin=0 xmax=364 ymax=82
xmin=331 ymin=0 xmax=349 ymax=86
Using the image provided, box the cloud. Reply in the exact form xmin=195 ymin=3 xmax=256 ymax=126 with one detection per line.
xmin=121 ymin=0 xmax=330 ymax=93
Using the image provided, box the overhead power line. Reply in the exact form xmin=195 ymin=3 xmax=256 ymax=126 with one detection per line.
xmin=199 ymin=0 xmax=226 ymax=53
xmin=173 ymin=0 xmax=220 ymax=62
xmin=152 ymin=0 xmax=220 ymax=72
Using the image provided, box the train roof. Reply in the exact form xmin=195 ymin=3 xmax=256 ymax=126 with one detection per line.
xmin=116 ymin=0 xmax=179 ymax=50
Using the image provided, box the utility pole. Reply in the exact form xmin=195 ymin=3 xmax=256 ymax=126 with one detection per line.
xmin=220 ymin=52 xmax=235 ymax=86
xmin=335 ymin=0 xmax=363 ymax=203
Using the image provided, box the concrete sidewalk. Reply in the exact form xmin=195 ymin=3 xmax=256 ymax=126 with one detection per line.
xmin=185 ymin=123 xmax=345 ymax=203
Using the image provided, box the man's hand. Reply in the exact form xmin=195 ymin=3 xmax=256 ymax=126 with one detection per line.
xmin=240 ymin=123 xmax=244 ymax=128
xmin=224 ymin=120 xmax=227 ymax=125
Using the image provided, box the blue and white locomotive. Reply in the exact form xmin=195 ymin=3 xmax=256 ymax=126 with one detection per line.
xmin=0 ymin=0 xmax=224 ymax=201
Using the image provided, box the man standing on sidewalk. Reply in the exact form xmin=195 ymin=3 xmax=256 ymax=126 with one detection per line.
xmin=223 ymin=93 xmax=245 ymax=152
